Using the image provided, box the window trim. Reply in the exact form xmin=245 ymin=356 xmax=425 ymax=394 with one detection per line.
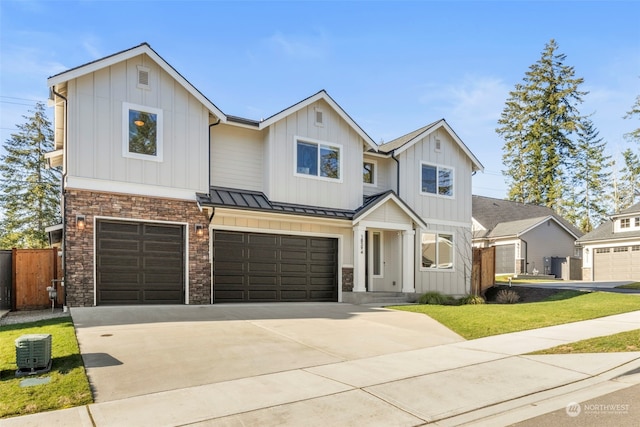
xmin=420 ymin=161 xmax=454 ymax=198
xmin=293 ymin=136 xmax=343 ymax=182
xmin=363 ymin=159 xmax=377 ymax=186
xmin=122 ymin=102 xmax=163 ymax=162
xmin=621 ymin=218 xmax=631 ymax=229
xmin=420 ymin=231 xmax=455 ymax=271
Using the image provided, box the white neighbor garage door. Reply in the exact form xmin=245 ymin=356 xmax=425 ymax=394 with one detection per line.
xmin=593 ymin=245 xmax=640 ymax=281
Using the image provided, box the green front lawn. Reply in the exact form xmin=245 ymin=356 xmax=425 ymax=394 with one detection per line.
xmin=530 ymin=328 xmax=640 ymax=354
xmin=0 ymin=317 xmax=92 ymax=419
xmin=391 ymin=291 xmax=640 ymax=340
xmin=616 ymin=282 xmax=640 ymax=290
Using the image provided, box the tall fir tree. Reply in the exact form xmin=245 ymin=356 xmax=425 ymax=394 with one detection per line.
xmin=0 ymin=102 xmax=61 ymax=248
xmin=623 ymin=92 xmax=640 ymax=145
xmin=616 ymin=148 xmax=640 ymax=210
xmin=497 ymin=39 xmax=587 ymax=211
xmin=568 ymin=118 xmax=612 ymax=232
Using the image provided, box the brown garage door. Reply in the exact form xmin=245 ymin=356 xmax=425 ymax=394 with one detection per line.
xmin=213 ymin=230 xmax=338 ymax=303
xmin=593 ymin=246 xmax=640 ymax=281
xmin=96 ymin=220 xmax=185 ymax=305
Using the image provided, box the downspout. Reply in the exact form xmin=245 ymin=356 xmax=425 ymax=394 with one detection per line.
xmin=207 ymin=119 xmax=220 ymax=305
xmin=391 ymin=151 xmax=400 ymax=197
xmin=52 ymin=87 xmax=68 ymax=311
xmin=208 ymin=119 xmax=221 ymax=191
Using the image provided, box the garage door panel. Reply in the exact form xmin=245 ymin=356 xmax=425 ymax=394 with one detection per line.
xmin=213 ymin=231 xmax=337 ymax=303
xmin=216 ymin=247 xmax=245 ymax=261
xmin=97 ymin=220 xmax=184 ymax=305
xmin=594 ymin=246 xmax=640 ymax=281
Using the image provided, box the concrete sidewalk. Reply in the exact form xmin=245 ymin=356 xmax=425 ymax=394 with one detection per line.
xmin=2 ymin=309 xmax=640 ymax=426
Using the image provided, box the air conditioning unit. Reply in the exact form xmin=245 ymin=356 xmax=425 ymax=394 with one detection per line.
xmin=15 ymin=334 xmax=52 ymax=377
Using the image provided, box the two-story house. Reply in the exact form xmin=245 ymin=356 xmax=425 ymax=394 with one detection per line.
xmin=577 ymin=202 xmax=640 ymax=281
xmin=46 ymin=43 xmax=483 ymax=307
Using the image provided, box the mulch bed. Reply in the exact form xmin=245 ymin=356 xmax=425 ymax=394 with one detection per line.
xmin=483 ymin=285 xmax=563 ymax=303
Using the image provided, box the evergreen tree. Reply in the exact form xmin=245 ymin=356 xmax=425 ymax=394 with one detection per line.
xmin=497 ymin=39 xmax=587 ymax=211
xmin=617 ymin=148 xmax=640 ymax=210
xmin=569 ymin=118 xmax=612 ymax=232
xmin=0 ymin=102 xmax=61 ymax=248
xmin=623 ymin=93 xmax=640 ymax=144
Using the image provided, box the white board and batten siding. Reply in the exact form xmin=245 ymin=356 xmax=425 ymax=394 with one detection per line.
xmin=397 ymin=129 xmax=474 ymax=224
xmin=210 ymin=124 xmax=265 ymax=192
xmin=363 ymin=155 xmax=394 ymax=197
xmin=264 ymin=99 xmax=364 ymax=210
xmin=66 ymin=53 xmax=210 ymax=198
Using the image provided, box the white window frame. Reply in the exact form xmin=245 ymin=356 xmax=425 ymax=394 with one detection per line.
xmin=363 ymin=159 xmax=377 ymax=186
xmin=420 ymin=231 xmax=455 ymax=271
xmin=294 ymin=136 xmax=343 ymax=182
xmin=122 ymin=102 xmax=163 ymax=162
xmin=420 ymin=161 xmax=454 ymax=198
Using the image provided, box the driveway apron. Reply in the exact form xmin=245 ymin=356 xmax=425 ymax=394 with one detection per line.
xmin=70 ymin=303 xmax=464 ymax=402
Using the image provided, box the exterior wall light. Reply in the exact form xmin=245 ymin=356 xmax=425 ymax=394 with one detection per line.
xmin=195 ymin=224 xmax=204 ymax=237
xmin=76 ymin=215 xmax=86 ymax=230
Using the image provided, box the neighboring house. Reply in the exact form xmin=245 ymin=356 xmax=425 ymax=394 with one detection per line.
xmin=472 ymin=196 xmax=583 ymax=277
xmin=577 ymin=202 xmax=640 ymax=282
xmin=45 ymin=43 xmax=483 ymax=307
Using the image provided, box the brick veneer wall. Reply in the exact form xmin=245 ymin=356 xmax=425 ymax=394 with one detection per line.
xmin=342 ymin=267 xmax=353 ymax=292
xmin=64 ymin=189 xmax=211 ymax=306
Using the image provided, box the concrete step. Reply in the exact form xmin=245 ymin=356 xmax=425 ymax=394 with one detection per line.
xmin=342 ymin=292 xmax=417 ymax=305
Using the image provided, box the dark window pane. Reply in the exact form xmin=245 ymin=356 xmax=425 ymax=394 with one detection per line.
xmin=363 ymin=162 xmax=374 ymax=184
xmin=129 ymin=110 xmax=157 ymax=156
xmin=297 ymin=141 xmax=317 ymax=176
xmin=320 ymin=145 xmax=339 ymax=179
xmin=422 ymin=165 xmax=436 ymax=194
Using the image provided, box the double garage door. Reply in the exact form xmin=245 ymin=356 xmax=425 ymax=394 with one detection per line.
xmin=96 ymin=223 xmax=338 ymax=305
xmin=213 ymin=230 xmax=338 ymax=303
xmin=96 ymin=220 xmax=185 ymax=305
xmin=593 ymin=246 xmax=640 ymax=281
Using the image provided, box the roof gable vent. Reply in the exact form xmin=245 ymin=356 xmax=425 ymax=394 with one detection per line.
xmin=137 ymin=66 xmax=150 ymax=89
xmin=314 ymin=108 xmax=324 ymax=127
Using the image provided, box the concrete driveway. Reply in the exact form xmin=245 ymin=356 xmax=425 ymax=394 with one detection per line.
xmin=70 ymin=303 xmax=463 ymax=403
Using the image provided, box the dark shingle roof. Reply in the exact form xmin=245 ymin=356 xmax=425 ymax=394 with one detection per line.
xmin=619 ymin=201 xmax=640 ymax=216
xmin=472 ymin=195 xmax=582 ymax=239
xmin=578 ymin=202 xmax=640 ymax=243
xmin=196 ymin=187 xmax=354 ymax=220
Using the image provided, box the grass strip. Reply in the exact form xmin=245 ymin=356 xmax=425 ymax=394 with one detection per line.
xmin=390 ymin=291 xmax=640 ymax=340
xmin=0 ymin=317 xmax=93 ymax=419
xmin=530 ymin=329 xmax=640 ymax=354
xmin=616 ymin=282 xmax=640 ymax=290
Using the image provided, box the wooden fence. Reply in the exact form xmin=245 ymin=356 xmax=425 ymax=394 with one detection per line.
xmin=8 ymin=248 xmax=63 ymax=310
xmin=472 ymin=247 xmax=495 ymax=296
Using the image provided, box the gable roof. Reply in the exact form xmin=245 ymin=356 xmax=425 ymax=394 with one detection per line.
xmin=47 ymin=42 xmax=227 ymax=121
xmin=472 ymin=195 xmax=582 ymax=240
xmin=255 ymin=90 xmax=378 ymax=151
xmin=353 ymin=190 xmax=427 ymax=228
xmin=617 ymin=201 xmax=640 ymax=217
xmin=378 ymin=119 xmax=484 ymax=172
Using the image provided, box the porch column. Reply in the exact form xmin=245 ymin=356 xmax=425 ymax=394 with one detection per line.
xmin=402 ymin=229 xmax=415 ymax=293
xmin=352 ymin=225 xmax=367 ymax=292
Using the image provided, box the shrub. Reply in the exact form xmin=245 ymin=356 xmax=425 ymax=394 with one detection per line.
xmin=459 ymin=294 xmax=486 ymax=305
xmin=419 ymin=291 xmax=453 ymax=305
xmin=495 ymin=289 xmax=520 ymax=304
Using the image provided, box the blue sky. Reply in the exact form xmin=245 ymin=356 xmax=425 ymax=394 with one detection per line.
xmin=1 ymin=0 xmax=638 ymax=199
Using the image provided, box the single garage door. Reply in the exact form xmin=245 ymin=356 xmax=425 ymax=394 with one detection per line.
xmin=495 ymin=244 xmax=515 ymax=275
xmin=213 ymin=230 xmax=338 ymax=303
xmin=96 ymin=220 xmax=185 ymax=305
xmin=593 ymin=246 xmax=640 ymax=281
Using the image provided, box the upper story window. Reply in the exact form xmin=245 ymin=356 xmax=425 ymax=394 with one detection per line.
xmin=295 ymin=137 xmax=341 ymax=181
xmin=363 ymin=161 xmax=376 ymax=185
xmin=636 ymin=217 xmax=640 ymax=227
xmin=621 ymin=218 xmax=631 ymax=229
xmin=122 ymin=102 xmax=163 ymax=162
xmin=421 ymin=162 xmax=453 ymax=197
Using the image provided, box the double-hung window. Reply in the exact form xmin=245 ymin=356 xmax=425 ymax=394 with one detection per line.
xmin=295 ymin=138 xmax=341 ymax=180
xmin=122 ymin=102 xmax=163 ymax=161
xmin=421 ymin=162 xmax=453 ymax=197
xmin=421 ymin=232 xmax=454 ymax=270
